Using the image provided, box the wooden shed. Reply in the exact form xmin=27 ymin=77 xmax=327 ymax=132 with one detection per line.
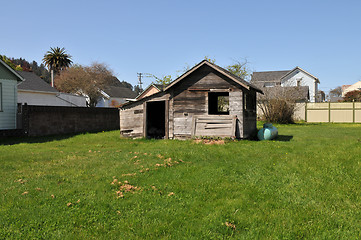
xmin=119 ymin=60 xmax=263 ymax=139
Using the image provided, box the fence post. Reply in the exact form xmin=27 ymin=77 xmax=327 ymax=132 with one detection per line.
xmin=328 ymin=101 xmax=331 ymax=123
xmin=305 ymin=102 xmax=308 ymax=122
xmin=353 ymin=100 xmax=355 ymax=123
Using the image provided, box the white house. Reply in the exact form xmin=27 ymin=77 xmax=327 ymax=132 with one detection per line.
xmin=17 ymin=71 xmax=86 ymax=107
xmin=0 ymin=59 xmax=24 ymax=130
xmin=251 ymin=67 xmax=320 ymax=102
xmin=342 ymin=81 xmax=361 ymax=97
xmin=96 ymin=86 xmax=137 ymax=107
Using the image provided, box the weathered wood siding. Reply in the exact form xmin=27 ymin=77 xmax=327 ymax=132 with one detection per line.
xmin=119 ymin=63 xmax=259 ymax=139
xmin=242 ymin=90 xmax=257 ymax=138
xmin=229 ymin=90 xmax=243 ymax=138
xmin=171 ymin=65 xmax=242 ymax=139
xmin=119 ymin=103 xmax=144 ymax=138
xmin=120 ymin=92 xmax=170 ymax=138
xmin=0 ymin=79 xmax=18 ymax=130
xmin=192 ymin=116 xmax=236 ymax=137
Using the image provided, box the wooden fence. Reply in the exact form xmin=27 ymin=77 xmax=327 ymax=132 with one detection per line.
xmin=305 ymin=102 xmax=361 ymax=123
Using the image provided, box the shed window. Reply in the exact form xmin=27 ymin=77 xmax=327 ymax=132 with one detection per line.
xmin=0 ymin=83 xmax=2 ymax=111
xmin=208 ymin=92 xmax=229 ymax=115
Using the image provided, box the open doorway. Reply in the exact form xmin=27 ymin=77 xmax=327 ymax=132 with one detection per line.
xmin=146 ymin=101 xmax=165 ymax=139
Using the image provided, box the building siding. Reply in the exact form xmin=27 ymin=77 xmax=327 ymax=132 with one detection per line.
xmin=0 ymin=79 xmax=18 ymax=129
xmin=281 ymin=71 xmax=318 ymax=102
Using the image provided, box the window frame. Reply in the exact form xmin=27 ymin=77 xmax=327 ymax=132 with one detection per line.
xmin=208 ymin=92 xmax=230 ymax=115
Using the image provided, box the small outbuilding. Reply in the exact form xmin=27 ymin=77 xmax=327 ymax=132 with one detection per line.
xmin=119 ymin=60 xmax=263 ymax=139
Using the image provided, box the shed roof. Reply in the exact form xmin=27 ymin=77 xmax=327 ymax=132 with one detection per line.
xmin=165 ymin=60 xmax=263 ymax=93
xmin=17 ymin=71 xmax=58 ymax=93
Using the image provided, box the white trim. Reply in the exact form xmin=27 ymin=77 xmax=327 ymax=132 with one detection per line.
xmin=281 ymin=66 xmax=320 ymax=83
xmin=17 ymin=89 xmax=58 ymax=95
xmin=136 ymin=84 xmax=161 ymax=99
xmin=99 ymin=90 xmax=110 ymax=99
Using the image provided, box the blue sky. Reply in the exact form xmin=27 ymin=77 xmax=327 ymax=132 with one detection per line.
xmin=1 ymin=0 xmax=361 ymax=93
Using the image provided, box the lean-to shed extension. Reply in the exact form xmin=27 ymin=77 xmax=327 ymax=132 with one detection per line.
xmin=119 ymin=60 xmax=263 ymax=139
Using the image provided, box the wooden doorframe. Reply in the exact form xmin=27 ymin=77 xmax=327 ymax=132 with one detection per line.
xmin=143 ymin=100 xmax=168 ymax=139
xmin=165 ymin=100 xmax=169 ymax=139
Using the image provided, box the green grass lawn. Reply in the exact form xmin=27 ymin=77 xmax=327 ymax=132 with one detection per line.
xmin=1 ymin=123 xmax=361 ymax=239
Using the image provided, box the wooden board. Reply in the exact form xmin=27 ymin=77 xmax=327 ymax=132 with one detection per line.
xmin=191 ymin=115 xmax=236 ymax=138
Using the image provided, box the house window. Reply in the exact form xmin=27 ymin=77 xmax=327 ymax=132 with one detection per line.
xmin=208 ymin=92 xmax=229 ymax=115
xmin=296 ymin=78 xmax=302 ymax=86
xmin=264 ymin=82 xmax=275 ymax=87
xmin=0 ymin=83 xmax=2 ymax=112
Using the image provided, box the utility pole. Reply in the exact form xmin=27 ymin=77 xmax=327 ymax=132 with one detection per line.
xmin=137 ymin=73 xmax=143 ymax=90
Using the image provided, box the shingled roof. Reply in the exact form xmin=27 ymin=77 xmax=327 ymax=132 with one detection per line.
xmin=251 ymin=70 xmax=290 ymax=86
xmin=251 ymin=67 xmax=320 ymax=87
xmin=165 ymin=60 xmax=263 ymax=93
xmin=258 ymin=86 xmax=309 ymax=101
xmin=17 ymin=71 xmax=58 ymax=93
xmin=102 ymin=86 xmax=137 ymax=99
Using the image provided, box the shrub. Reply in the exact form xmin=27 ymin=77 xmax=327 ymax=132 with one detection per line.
xmin=343 ymin=90 xmax=361 ymax=102
xmin=258 ymin=87 xmax=306 ymax=124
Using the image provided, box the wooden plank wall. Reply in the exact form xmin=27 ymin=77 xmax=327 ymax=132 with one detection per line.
xmin=120 ymin=93 xmax=170 ymax=138
xmin=171 ymin=65 xmax=242 ymax=139
xmin=192 ymin=116 xmax=236 ymax=137
xmin=119 ymin=64 xmax=259 ymax=140
xmin=229 ymin=90 xmax=243 ymax=138
xmin=119 ymin=104 xmax=144 ymax=138
xmin=242 ymin=90 xmax=257 ymax=138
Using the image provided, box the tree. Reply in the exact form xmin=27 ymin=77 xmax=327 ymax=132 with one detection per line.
xmin=55 ymin=62 xmax=115 ymax=107
xmin=133 ymin=85 xmax=143 ymax=95
xmin=43 ymin=47 xmax=73 ymax=87
xmin=225 ymin=59 xmax=250 ymax=80
xmin=343 ymin=90 xmax=361 ymax=102
xmin=204 ymin=56 xmax=216 ymax=64
xmin=151 ymin=75 xmax=172 ymax=90
xmin=329 ymin=86 xmax=342 ymax=97
xmin=0 ymin=55 xmax=19 ymax=70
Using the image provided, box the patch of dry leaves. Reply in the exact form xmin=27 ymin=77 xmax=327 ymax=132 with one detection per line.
xmin=194 ymin=139 xmax=225 ymax=145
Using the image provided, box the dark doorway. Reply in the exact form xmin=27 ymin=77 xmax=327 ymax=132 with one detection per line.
xmin=146 ymin=101 xmax=165 ymax=139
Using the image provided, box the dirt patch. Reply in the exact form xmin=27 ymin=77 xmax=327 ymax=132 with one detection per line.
xmin=194 ymin=139 xmax=225 ymax=145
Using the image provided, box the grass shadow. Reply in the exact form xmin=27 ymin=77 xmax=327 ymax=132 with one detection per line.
xmin=0 ymin=133 xmax=81 ymax=146
xmin=274 ymin=135 xmax=293 ymax=142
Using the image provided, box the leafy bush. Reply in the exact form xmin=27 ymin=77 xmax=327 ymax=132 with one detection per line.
xmin=343 ymin=90 xmax=361 ymax=102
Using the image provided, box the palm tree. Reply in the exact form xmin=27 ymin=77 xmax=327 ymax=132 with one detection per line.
xmin=43 ymin=47 xmax=73 ymax=87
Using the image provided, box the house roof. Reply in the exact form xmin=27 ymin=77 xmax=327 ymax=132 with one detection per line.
xmin=252 ymin=67 xmax=320 ymax=85
xmin=135 ymin=83 xmax=162 ymax=99
xmin=281 ymin=67 xmax=320 ymax=83
xmin=165 ymin=60 xmax=263 ymax=93
xmin=258 ymin=86 xmax=309 ymax=101
xmin=102 ymin=86 xmax=137 ymax=99
xmin=251 ymin=70 xmax=290 ymax=85
xmin=0 ymin=59 xmax=24 ymax=82
xmin=17 ymin=71 xmax=58 ymax=93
